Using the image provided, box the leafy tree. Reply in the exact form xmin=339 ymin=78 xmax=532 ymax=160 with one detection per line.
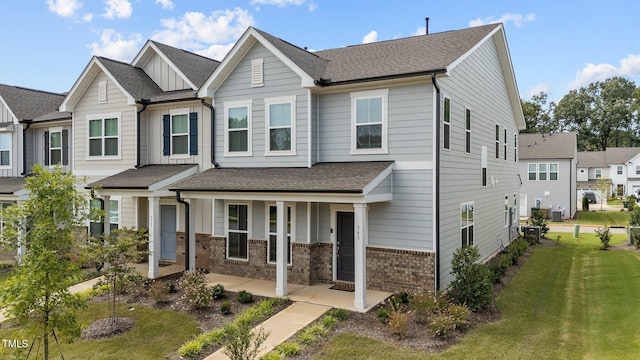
xmin=595 ymin=177 xmax=612 ymax=211
xmin=521 ymin=92 xmax=557 ymax=133
xmin=448 ymin=245 xmax=493 ymax=312
xmin=0 ymin=165 xmax=94 ymax=359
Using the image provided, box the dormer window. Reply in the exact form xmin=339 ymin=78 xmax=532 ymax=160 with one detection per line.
xmin=251 ymin=58 xmax=264 ymax=87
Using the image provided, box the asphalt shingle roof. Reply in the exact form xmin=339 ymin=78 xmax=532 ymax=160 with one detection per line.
xmin=150 ymin=41 xmax=220 ymax=88
xmin=97 ymin=57 xmax=165 ymax=102
xmin=0 ymin=84 xmax=66 ymax=121
xmin=0 ymin=177 xmax=26 ymax=194
xmin=170 ymin=162 xmax=393 ymax=193
xmin=577 ymin=151 xmax=607 ymax=168
xmin=88 ymin=164 xmax=198 ymax=189
xmin=518 ymin=132 xmax=577 ymax=159
xmin=605 ymin=147 xmax=640 ymax=164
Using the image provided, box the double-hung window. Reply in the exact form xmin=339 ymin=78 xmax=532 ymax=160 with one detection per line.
xmin=163 ymin=110 xmax=198 ymax=156
xmin=461 ymin=202 xmax=474 ymax=246
xmin=265 ymin=96 xmax=295 ymax=154
xmin=503 ymin=129 xmax=507 ymax=160
xmin=617 ymin=166 xmax=623 ymax=175
xmin=528 ymin=163 xmax=537 ymax=181
xmin=45 ymin=129 xmax=69 ymax=166
xmin=465 ymin=108 xmax=471 ymax=153
xmin=595 ymin=168 xmax=602 ymax=178
xmin=538 ymin=163 xmax=548 ymax=180
xmin=267 ymin=204 xmax=293 ymax=264
xmin=0 ymin=133 xmax=11 ymax=167
xmin=171 ymin=112 xmax=189 ymax=155
xmin=225 ymin=101 xmax=252 ymax=155
xmin=443 ymin=97 xmax=451 ymax=150
xmin=351 ymin=89 xmax=388 ymax=153
xmin=50 ymin=131 xmax=63 ymax=165
xmin=227 ymin=203 xmax=250 ymax=260
xmin=88 ymin=199 xmax=119 ymax=239
xmin=495 ymin=125 xmax=500 ymax=159
xmin=88 ymin=114 xmax=119 ymax=157
xmin=550 ymin=163 xmax=559 ymax=180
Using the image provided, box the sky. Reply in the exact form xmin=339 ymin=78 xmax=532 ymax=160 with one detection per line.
xmin=1 ymin=0 xmax=639 ymax=102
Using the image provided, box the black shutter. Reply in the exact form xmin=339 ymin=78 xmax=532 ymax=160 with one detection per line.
xmin=163 ymin=114 xmax=170 ymax=156
xmin=62 ymin=129 xmax=69 ymax=165
xmin=44 ymin=131 xmax=49 ymax=166
xmin=189 ymin=112 xmax=198 ymax=155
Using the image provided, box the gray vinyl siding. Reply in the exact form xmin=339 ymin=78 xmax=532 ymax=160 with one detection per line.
xmin=436 ymin=35 xmax=521 ymax=287
xmin=29 ymin=125 xmax=72 ymax=172
xmin=519 ymin=158 xmax=575 ymax=218
xmin=142 ymin=52 xmax=191 ymax=91
xmin=213 ymin=43 xmax=309 ymax=167
xmin=318 ymin=83 xmax=433 ymax=162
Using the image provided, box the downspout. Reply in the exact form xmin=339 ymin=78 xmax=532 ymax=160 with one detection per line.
xmin=21 ymin=120 xmax=32 ymax=176
xmin=135 ymin=100 xmax=149 ymax=168
xmin=176 ymin=190 xmax=190 ymax=271
xmin=431 ymin=73 xmax=441 ymax=291
xmin=201 ymin=99 xmax=219 ymax=168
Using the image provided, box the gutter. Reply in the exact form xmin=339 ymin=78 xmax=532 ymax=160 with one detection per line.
xmin=431 ymin=72 xmax=441 ymax=291
xmin=314 ymin=69 xmax=447 ymax=87
xmin=200 ymin=99 xmax=219 ymax=168
xmin=20 ymin=120 xmax=32 ymax=176
xmin=135 ymin=100 xmax=149 ymax=168
xmin=176 ymin=190 xmax=190 ymax=271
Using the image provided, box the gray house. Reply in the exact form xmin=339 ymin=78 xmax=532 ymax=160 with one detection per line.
xmin=170 ymin=24 xmax=524 ymax=310
xmin=518 ymin=132 xmax=577 ymax=219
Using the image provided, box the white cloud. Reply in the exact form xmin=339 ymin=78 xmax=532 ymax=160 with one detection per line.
xmin=250 ymin=0 xmax=317 ymax=11
xmin=82 ymin=13 xmax=93 ymax=22
xmin=362 ymin=30 xmax=378 ymax=44
xmin=103 ymin=0 xmax=132 ymax=19
xmin=88 ymin=29 xmax=142 ymax=61
xmin=155 ymin=0 xmax=173 ymax=10
xmin=527 ymin=83 xmax=552 ymax=98
xmin=568 ymin=54 xmax=640 ymax=90
xmin=469 ymin=13 xmax=536 ymax=27
xmin=413 ymin=27 xmax=426 ymax=36
xmin=152 ymin=8 xmax=255 ymax=59
xmin=46 ymin=0 xmax=82 ymax=17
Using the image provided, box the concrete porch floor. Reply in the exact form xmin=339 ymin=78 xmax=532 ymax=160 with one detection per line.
xmin=204 ymin=273 xmax=392 ymax=313
xmin=132 ymin=261 xmax=185 ymax=278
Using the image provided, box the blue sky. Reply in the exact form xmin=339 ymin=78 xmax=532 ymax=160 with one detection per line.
xmin=2 ymin=0 xmax=639 ymax=102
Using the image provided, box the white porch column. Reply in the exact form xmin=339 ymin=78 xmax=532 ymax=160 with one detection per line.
xmin=103 ymin=195 xmax=111 ymax=236
xmin=148 ymin=197 xmax=161 ymax=278
xmin=275 ymin=200 xmax=288 ymax=296
xmin=187 ymin=198 xmax=196 ymax=271
xmin=16 ymin=201 xmax=26 ymax=263
xmin=353 ymin=203 xmax=368 ymax=310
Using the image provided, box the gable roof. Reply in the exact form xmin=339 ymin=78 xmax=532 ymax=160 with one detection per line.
xmin=605 ymin=147 xmax=640 ymax=164
xmin=519 ymin=132 xmax=577 ymax=160
xmin=576 ymin=148 xmax=640 ymax=168
xmin=0 ymin=84 xmax=66 ymax=122
xmin=577 ymin=151 xmax=607 ymax=168
xmin=88 ymin=164 xmax=198 ymax=190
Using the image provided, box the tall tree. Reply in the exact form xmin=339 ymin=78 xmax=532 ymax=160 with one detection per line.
xmin=555 ymin=77 xmax=637 ymax=151
xmin=0 ymin=165 xmax=94 ymax=359
xmin=521 ymin=92 xmax=557 ymax=133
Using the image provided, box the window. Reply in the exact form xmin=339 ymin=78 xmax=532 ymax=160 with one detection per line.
xmin=88 ymin=199 xmax=119 ymax=239
xmin=504 ymin=195 xmax=509 ymax=227
xmin=251 ymin=58 xmax=264 ymax=87
xmin=465 ymin=108 xmax=471 ymax=153
xmin=50 ymin=131 xmax=62 ymax=165
xmin=45 ymin=129 xmax=69 ymax=166
xmin=88 ymin=114 xmax=119 ymax=157
xmin=0 ymin=133 xmax=11 ymax=167
xmin=503 ymin=129 xmax=507 ymax=160
xmin=538 ymin=163 xmax=548 ymax=180
xmin=495 ymin=125 xmax=500 ymax=159
xmin=163 ymin=111 xmax=198 ymax=156
xmin=595 ymin=168 xmax=602 ymax=178
xmin=461 ymin=202 xmax=474 ymax=246
xmin=0 ymin=202 xmax=11 ymax=237
xmin=109 ymin=199 xmax=119 ymax=231
xmin=267 ymin=205 xmax=293 ymax=264
xmin=227 ymin=203 xmax=249 ymax=260
xmin=513 ymin=193 xmax=518 ymax=224
xmin=550 ymin=163 xmax=559 ymax=180
xmin=351 ymin=89 xmax=388 ymax=153
xmin=618 ymin=166 xmax=623 ymax=175
xmin=481 ymin=146 xmax=487 ymax=187
xmin=225 ymin=101 xmax=252 ymax=155
xmin=265 ymin=96 xmax=295 ymax=154
xmin=636 ymin=166 xmax=640 ymax=175
xmin=528 ymin=163 xmax=537 ymax=181
xmin=514 ymin=134 xmax=517 ymax=162
xmin=443 ymin=97 xmax=451 ymax=150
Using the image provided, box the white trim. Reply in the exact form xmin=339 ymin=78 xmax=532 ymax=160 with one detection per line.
xmin=131 ymin=41 xmax=198 ymax=90
xmin=224 ymin=200 xmax=252 ymax=261
xmin=442 ymin=96 xmax=451 ymax=151
xmin=86 ymin=112 xmax=122 ymax=160
xmin=251 ymin=58 xmax=264 ymax=87
xmin=265 ymin=95 xmax=296 ymax=156
xmin=350 ymin=89 xmax=389 ymax=155
xmin=307 ymin=89 xmax=312 ymax=168
xmin=224 ymin=100 xmax=253 ymax=157
xmin=169 ymin=107 xmax=190 ymax=157
xmin=0 ymin=132 xmax=12 ymax=169
xmin=47 ymin=127 xmax=64 ymax=167
xmin=265 ymin=202 xmax=295 ymax=265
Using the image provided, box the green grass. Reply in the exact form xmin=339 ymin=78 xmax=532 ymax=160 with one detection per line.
xmin=0 ymin=302 xmax=200 ymax=360
xmin=573 ymin=210 xmax=630 ymax=226
xmin=314 ymin=233 xmax=640 ymax=360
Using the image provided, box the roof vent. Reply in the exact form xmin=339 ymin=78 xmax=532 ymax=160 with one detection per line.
xmin=425 ymin=17 xmax=430 ymax=34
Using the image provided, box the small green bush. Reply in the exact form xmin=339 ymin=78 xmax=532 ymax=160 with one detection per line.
xmin=326 ymin=308 xmax=349 ymax=321
xmin=261 ymin=351 xmax=283 ymax=360
xmin=305 ymin=324 xmax=327 ymax=337
xmin=387 ymin=308 xmax=409 ymax=338
xmin=410 ymin=291 xmax=449 ymax=323
xmin=275 ymin=341 xmax=300 ymax=356
xmin=237 ymin=290 xmax=254 ymax=304
xmin=220 ymin=300 xmax=232 ymax=315
xmin=321 ymin=314 xmax=339 ymax=329
xmin=179 ymin=270 xmax=212 ymax=309
xmin=211 ymin=283 xmax=225 ymax=299
xmin=297 ymin=331 xmax=315 ymax=345
xmin=427 ymin=313 xmax=457 ymax=338
xmin=448 ymin=304 xmax=471 ymax=329
xmin=448 ymin=245 xmax=494 ymax=312
xmin=199 ymin=329 xmax=225 ymax=348
xmin=178 ymin=340 xmax=202 ymax=358
xmin=148 ymin=280 xmax=170 ymax=304
xmin=530 ymin=210 xmax=549 ymax=238
xmin=376 ymin=308 xmax=390 ymax=324
xmin=223 ymin=322 xmax=269 ymax=360
xmin=595 ymin=226 xmax=612 ymax=249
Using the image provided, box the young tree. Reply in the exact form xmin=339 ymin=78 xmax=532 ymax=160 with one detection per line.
xmin=0 ymin=165 xmax=94 ymax=359
xmin=595 ymin=177 xmax=612 ymax=211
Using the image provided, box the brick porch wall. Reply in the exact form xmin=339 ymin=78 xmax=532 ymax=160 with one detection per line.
xmin=366 ymin=247 xmax=435 ymax=293
xmin=176 ymin=232 xmax=214 ymax=269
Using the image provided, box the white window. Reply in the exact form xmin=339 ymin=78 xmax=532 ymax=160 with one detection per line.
xmin=538 ymin=163 xmax=548 ymax=180
xmin=528 ymin=163 xmax=537 ymax=181
xmin=503 ymin=129 xmax=507 ymax=160
xmin=87 ymin=114 xmax=120 ymax=158
xmin=88 ymin=199 xmax=119 ymax=239
xmin=495 ymin=125 xmax=500 ymax=159
xmin=595 ymin=168 xmax=602 ymax=178
xmin=170 ymin=109 xmax=189 ymax=156
xmin=265 ymin=96 xmax=296 ymax=155
xmin=351 ymin=89 xmax=388 ymax=154
xmin=550 ymin=163 xmax=559 ymax=180
xmin=227 ymin=203 xmax=250 ymax=260
xmin=514 ymin=134 xmax=517 ymax=162
xmin=443 ymin=97 xmax=451 ymax=150
xmin=465 ymin=108 xmax=471 ymax=153
xmin=267 ymin=204 xmax=293 ymax=264
xmin=481 ymin=146 xmax=487 ymax=187
xmin=109 ymin=199 xmax=119 ymax=231
xmin=98 ymin=80 xmax=107 ymax=103
xmin=49 ymin=129 xmax=63 ymax=165
xmin=636 ymin=166 xmax=640 ymax=175
xmin=225 ymin=101 xmax=252 ymax=156
xmin=0 ymin=133 xmax=11 ymax=167
xmin=504 ymin=194 xmax=509 ymax=227
xmin=251 ymin=58 xmax=264 ymax=87
xmin=618 ymin=165 xmax=623 ymax=175
xmin=461 ymin=202 xmax=474 ymax=246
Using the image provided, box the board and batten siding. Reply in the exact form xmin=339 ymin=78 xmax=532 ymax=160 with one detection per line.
xmin=72 ymin=73 xmax=136 ymax=175
xmin=141 ymin=52 xmax=191 ymax=91
xmin=28 ymin=125 xmax=72 ymax=173
xmin=213 ymin=42 xmax=309 ymax=167
xmin=317 ymin=83 xmax=433 ymax=163
xmin=436 ymin=34 xmax=521 ymax=287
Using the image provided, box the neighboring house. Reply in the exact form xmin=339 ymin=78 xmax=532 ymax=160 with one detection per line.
xmin=518 ymin=132 xmax=577 ymax=219
xmin=577 ymin=147 xmax=640 ymax=198
xmin=58 ymin=41 xmax=220 ymax=278
xmin=168 ymin=23 xmax=524 ymax=309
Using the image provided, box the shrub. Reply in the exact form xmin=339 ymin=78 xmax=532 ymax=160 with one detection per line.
xmin=223 ymin=322 xmax=269 ymax=360
xmin=448 ymin=245 xmax=494 ymax=312
xmin=582 ymin=195 xmax=590 ymax=211
xmin=178 ymin=340 xmax=202 ymax=358
xmin=387 ymin=308 xmax=409 ymax=338
xmin=220 ymin=300 xmax=232 ymax=315
xmin=305 ymin=324 xmax=327 ymax=337
xmin=509 ymin=237 xmax=529 ymax=263
xmin=410 ymin=291 xmax=449 ymax=323
xmin=448 ymin=304 xmax=471 ymax=329
xmin=427 ymin=312 xmax=457 ymax=338
xmin=321 ymin=314 xmax=339 ymax=329
xmin=326 ymin=308 xmax=349 ymax=321
xmin=148 ymin=280 xmax=170 ymax=304
xmin=237 ymin=290 xmax=254 ymax=304
xmin=179 ymin=270 xmax=212 ymax=309
xmin=595 ymin=226 xmax=612 ymax=249
xmin=530 ymin=210 xmax=549 ymax=238
xmin=262 ymin=351 xmax=283 ymax=360
xmin=211 ymin=283 xmax=225 ymax=299
xmin=275 ymin=341 xmax=300 ymax=356
xmin=297 ymin=331 xmax=316 ymax=345
xmin=376 ymin=308 xmax=390 ymax=324
xmin=628 ymin=195 xmax=637 ymax=212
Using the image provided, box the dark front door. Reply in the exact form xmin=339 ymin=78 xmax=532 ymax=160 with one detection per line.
xmin=336 ymin=211 xmax=355 ymax=282
xmin=161 ymin=205 xmax=177 ymax=261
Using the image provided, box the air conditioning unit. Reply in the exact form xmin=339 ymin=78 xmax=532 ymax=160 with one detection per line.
xmin=523 ymin=226 xmax=541 ymax=244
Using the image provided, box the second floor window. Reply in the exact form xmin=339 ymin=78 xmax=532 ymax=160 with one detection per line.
xmin=351 ymin=89 xmax=388 ymax=154
xmin=88 ymin=115 xmax=119 ymax=157
xmin=44 ymin=129 xmax=68 ymax=166
xmin=595 ymin=168 xmax=602 ymax=178
xmin=171 ymin=113 xmax=189 ymax=155
xmin=226 ymin=105 xmax=250 ymax=154
xmin=163 ymin=110 xmax=198 ymax=156
xmin=0 ymin=133 xmax=11 ymax=167
xmin=265 ymin=96 xmax=295 ymax=154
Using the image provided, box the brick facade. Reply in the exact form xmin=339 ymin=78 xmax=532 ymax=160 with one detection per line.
xmin=366 ymin=246 xmax=435 ymax=293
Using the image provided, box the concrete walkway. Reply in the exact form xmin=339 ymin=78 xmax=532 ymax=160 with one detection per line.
xmin=204 ymin=302 xmax=330 ymax=360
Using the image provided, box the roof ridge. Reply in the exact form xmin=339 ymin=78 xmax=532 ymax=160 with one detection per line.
xmin=252 ymin=27 xmax=324 ymax=60
xmin=0 ymin=84 xmax=65 ymax=97
xmin=149 ymin=40 xmax=221 ymax=63
xmin=96 ymin=55 xmax=134 ymax=67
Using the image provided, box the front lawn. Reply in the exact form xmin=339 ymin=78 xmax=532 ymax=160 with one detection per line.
xmin=573 ymin=210 xmax=630 ymax=226
xmin=314 ymin=233 xmax=640 ymax=359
